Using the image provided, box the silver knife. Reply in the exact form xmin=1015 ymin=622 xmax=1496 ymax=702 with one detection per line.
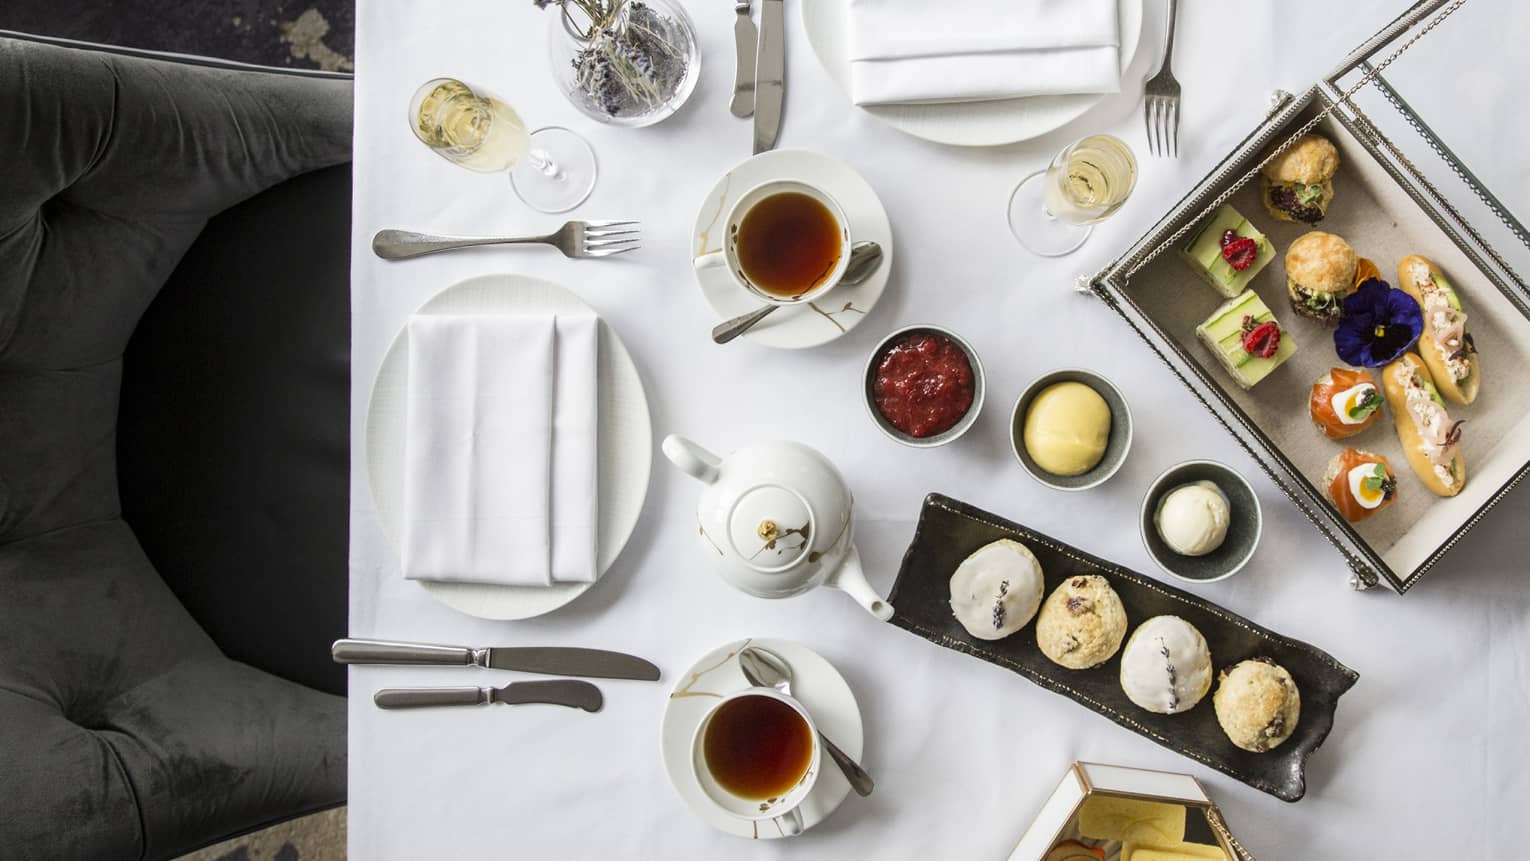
xmin=753 ymin=0 xmax=784 ymax=153
xmin=374 ymin=679 xmax=603 ymax=712
xmin=331 ymin=638 xmax=661 ymax=682
xmin=730 ymin=0 xmax=757 ymax=118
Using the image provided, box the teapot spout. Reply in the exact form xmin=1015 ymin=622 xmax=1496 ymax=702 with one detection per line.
xmin=662 ymin=435 xmax=722 ymax=484
xmin=824 ymin=544 xmax=894 ymax=622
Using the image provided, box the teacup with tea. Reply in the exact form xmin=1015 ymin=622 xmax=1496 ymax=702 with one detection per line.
xmin=694 ymin=179 xmax=852 ymax=305
xmin=690 ymin=687 xmax=821 ymax=836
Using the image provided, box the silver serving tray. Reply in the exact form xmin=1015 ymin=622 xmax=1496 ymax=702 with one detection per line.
xmin=1091 ymin=1 xmax=1530 ymax=592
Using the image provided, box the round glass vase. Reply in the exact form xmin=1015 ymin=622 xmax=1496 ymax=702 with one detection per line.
xmin=546 ymin=0 xmax=701 ymax=128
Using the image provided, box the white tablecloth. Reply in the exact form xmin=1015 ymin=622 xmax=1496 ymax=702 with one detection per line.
xmin=348 ymin=1 xmax=1530 ymax=857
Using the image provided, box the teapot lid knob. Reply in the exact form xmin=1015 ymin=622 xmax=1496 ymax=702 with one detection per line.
xmin=726 ymin=484 xmax=815 ymax=573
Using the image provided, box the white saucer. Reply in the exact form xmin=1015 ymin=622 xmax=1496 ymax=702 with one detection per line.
xmin=661 ymin=638 xmax=864 ymax=839
xmin=365 ymin=274 xmax=653 ymax=620
xmin=692 ymin=150 xmax=892 ymax=349
xmin=801 ymin=0 xmax=1144 ymax=147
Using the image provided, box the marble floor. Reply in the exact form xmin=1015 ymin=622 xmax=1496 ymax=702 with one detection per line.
xmin=4 ymin=0 xmax=354 ymax=71
xmin=176 ymin=807 xmax=346 ymax=861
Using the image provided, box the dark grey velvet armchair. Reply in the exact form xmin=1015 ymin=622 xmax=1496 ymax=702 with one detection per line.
xmin=0 ymin=36 xmax=352 ymax=859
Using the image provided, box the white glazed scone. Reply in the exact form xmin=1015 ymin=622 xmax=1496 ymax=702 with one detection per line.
xmin=1035 ymin=575 xmax=1128 ymax=670
xmin=1119 ymin=615 xmax=1213 ymax=715
xmin=948 ymin=539 xmax=1045 ymax=641
xmin=1213 ymin=659 xmax=1302 ymax=752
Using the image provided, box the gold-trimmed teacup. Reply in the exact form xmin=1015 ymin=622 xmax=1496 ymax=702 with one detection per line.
xmin=692 ymin=179 xmax=852 ymax=306
xmin=689 ymin=687 xmax=822 ymax=837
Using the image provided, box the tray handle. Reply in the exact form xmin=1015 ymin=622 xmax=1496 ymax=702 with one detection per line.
xmin=1323 ymin=0 xmax=1454 ymax=83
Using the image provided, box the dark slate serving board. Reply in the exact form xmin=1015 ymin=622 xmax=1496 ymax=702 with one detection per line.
xmin=887 ymin=494 xmax=1359 ymax=802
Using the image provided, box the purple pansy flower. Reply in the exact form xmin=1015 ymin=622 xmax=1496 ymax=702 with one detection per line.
xmin=1334 ymin=279 xmax=1423 ymax=367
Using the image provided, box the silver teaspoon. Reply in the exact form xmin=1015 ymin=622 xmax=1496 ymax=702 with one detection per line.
xmin=738 ymin=646 xmax=874 ymax=797
xmin=711 ymin=241 xmax=883 ymax=345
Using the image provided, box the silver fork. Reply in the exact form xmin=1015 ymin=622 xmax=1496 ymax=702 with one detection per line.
xmin=371 ymin=221 xmax=640 ymax=260
xmin=1143 ymin=0 xmax=1181 ymax=158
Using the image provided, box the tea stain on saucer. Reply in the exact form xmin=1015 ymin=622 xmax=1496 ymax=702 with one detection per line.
xmin=670 ymin=638 xmax=751 ymax=700
xmin=697 ymin=172 xmax=733 ymax=256
xmin=808 ymin=300 xmax=865 ymax=333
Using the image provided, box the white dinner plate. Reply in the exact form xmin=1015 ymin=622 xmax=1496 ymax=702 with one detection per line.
xmin=692 ymin=149 xmax=892 ymax=349
xmin=661 ymin=638 xmax=864 ymax=839
xmin=802 ymin=0 xmax=1145 ymax=147
xmin=365 ymin=274 xmax=653 ymax=620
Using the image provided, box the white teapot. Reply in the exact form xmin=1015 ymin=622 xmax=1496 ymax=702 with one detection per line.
xmin=662 ymin=435 xmax=893 ymax=621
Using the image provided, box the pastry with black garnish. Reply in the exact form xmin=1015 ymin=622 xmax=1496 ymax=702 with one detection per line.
xmin=1260 ymin=133 xmax=1340 ymax=224
xmin=1284 ymin=230 xmax=1358 ymax=324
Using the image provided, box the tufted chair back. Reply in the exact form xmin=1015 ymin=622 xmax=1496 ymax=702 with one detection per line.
xmin=0 ymin=38 xmax=351 ymax=859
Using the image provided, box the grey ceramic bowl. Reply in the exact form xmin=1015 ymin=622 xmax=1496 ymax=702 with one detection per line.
xmin=1009 ymin=369 xmax=1131 ymax=491
xmin=1140 ymin=460 xmax=1263 ymax=583
xmin=864 ymin=325 xmax=985 ymax=448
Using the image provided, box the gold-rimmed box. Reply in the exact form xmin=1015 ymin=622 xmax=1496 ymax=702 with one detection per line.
xmin=1008 ymin=762 xmax=1251 ymax=861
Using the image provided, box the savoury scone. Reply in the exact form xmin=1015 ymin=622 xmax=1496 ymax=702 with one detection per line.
xmin=1213 ymin=659 xmax=1302 ymax=752
xmin=949 ymin=539 xmax=1045 ymax=641
xmin=1119 ymin=615 xmax=1214 ymax=715
xmin=1036 ymin=575 xmax=1128 ymax=670
xmin=1260 ymin=133 xmax=1340 ymax=224
xmin=1284 ymin=231 xmax=1358 ymax=325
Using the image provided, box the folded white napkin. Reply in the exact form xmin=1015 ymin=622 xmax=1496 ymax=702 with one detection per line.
xmin=550 ymin=313 xmax=599 ymax=583
xmin=848 ymin=0 xmax=1121 ymax=106
xmin=401 ymin=312 xmax=600 ymax=586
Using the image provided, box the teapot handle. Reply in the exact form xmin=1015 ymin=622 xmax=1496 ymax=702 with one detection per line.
xmin=824 ymin=544 xmax=894 ymax=622
xmin=662 ymin=434 xmax=722 ymax=484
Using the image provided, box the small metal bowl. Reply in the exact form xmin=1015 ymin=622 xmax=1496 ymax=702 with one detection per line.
xmin=863 ymin=325 xmax=985 ymax=448
xmin=1140 ymin=460 xmax=1263 ymax=583
xmin=1009 ymin=369 xmax=1132 ymax=491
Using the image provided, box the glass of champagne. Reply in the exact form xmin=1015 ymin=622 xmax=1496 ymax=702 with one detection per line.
xmin=408 ymin=77 xmax=597 ymax=213
xmin=1007 ymin=134 xmax=1137 ymax=257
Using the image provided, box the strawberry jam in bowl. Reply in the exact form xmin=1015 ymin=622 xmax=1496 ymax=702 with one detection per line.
xmin=864 ymin=325 xmax=985 ymax=447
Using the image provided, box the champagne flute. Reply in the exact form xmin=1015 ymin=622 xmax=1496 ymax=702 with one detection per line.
xmin=408 ymin=77 xmax=597 ymax=214
xmin=1007 ymin=134 xmax=1137 ymax=257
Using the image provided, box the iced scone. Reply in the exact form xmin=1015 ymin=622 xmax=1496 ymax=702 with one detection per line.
xmin=1119 ymin=615 xmax=1213 ymax=715
xmin=949 ymin=539 xmax=1045 ymax=641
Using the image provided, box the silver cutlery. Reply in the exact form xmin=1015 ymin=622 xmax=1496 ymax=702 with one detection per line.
xmin=1143 ymin=0 xmax=1181 ymax=157
xmin=374 ymin=679 xmax=603 ymax=712
xmin=729 ymin=0 xmax=757 ymax=118
xmin=753 ymin=0 xmax=784 ymax=153
xmin=371 ymin=220 xmax=640 ymax=260
xmin=739 ymin=646 xmax=874 ymax=797
xmin=711 ymin=240 xmax=883 ymax=344
xmin=331 ymin=638 xmax=661 ymax=682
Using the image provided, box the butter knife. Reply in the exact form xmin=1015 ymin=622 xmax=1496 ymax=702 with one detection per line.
xmin=375 ymin=679 xmax=603 ymax=712
xmin=331 ymin=638 xmax=660 ymax=682
xmin=752 ymin=0 xmax=784 ymax=153
xmin=729 ymin=0 xmax=756 ymax=117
